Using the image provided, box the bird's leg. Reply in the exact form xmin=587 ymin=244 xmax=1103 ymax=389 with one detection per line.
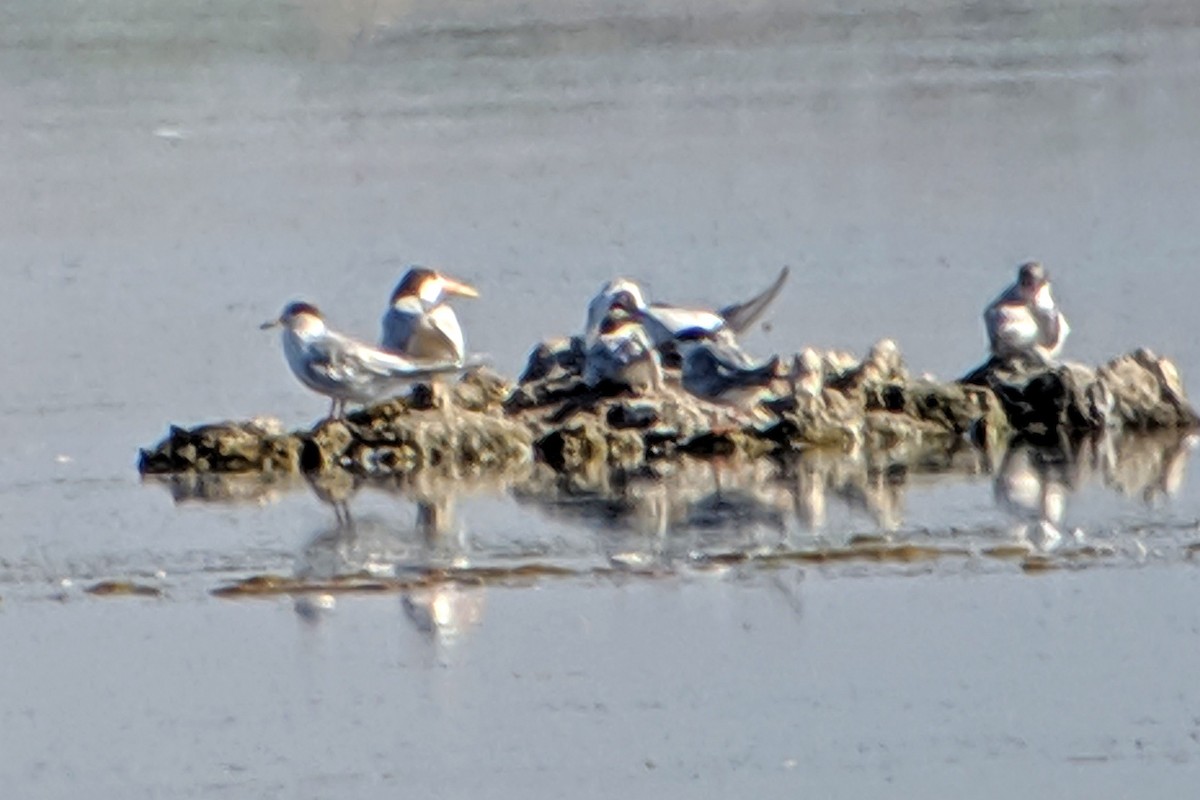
xmin=434 ymin=375 xmax=455 ymax=417
xmin=649 ymin=358 xmax=665 ymax=393
xmin=333 ymin=501 xmax=349 ymax=529
xmin=328 ymin=397 xmax=339 ymax=420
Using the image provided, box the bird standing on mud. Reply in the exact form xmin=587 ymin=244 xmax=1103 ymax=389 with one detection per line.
xmin=584 ymin=266 xmax=790 ymax=354
xmin=984 ymin=261 xmax=1070 ymax=364
xmin=262 ymin=301 xmax=465 ymax=420
xmin=583 ymin=307 xmax=665 ymax=395
xmin=674 ymin=327 xmax=780 ymax=407
xmin=380 ymin=267 xmax=480 ymax=365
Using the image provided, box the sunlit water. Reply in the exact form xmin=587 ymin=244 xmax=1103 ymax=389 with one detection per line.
xmin=3 ymin=0 xmax=1200 ymax=795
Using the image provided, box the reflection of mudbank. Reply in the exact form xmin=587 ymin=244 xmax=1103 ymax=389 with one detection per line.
xmin=1100 ymin=430 xmax=1197 ymax=503
xmin=992 ymin=430 xmax=1197 ymax=551
xmin=512 ymin=445 xmax=993 ymax=565
xmin=514 ymin=458 xmax=793 ymax=567
xmin=144 ymin=470 xmax=301 ymax=506
xmin=291 ymin=473 xmax=488 ymax=641
xmin=155 ymin=429 xmax=1198 ymax=586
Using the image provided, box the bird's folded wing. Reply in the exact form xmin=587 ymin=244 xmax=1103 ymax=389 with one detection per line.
xmin=321 ymin=333 xmax=460 ymax=381
xmin=1031 ymin=305 xmax=1066 ymax=348
xmin=379 ymin=306 xmax=419 ymax=352
xmin=711 ymin=348 xmax=777 ymax=385
xmin=649 ymin=304 xmax=725 ymax=337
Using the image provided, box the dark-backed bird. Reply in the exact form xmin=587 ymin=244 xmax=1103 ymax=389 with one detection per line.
xmin=583 ymin=309 xmax=664 ymax=394
xmin=674 ymin=327 xmax=780 ymax=407
xmin=584 ymin=266 xmax=789 ymax=351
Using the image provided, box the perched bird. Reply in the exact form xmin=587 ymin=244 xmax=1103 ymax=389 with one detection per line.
xmin=380 ymin=267 xmax=479 ymax=364
xmin=984 ymin=261 xmax=1070 ymax=364
xmin=584 ymin=266 xmax=790 ymax=350
xmin=583 ymin=309 xmax=664 ymax=394
xmin=262 ymin=301 xmax=464 ymax=419
xmin=789 ymin=347 xmax=825 ymax=399
xmin=674 ymin=327 xmax=780 ymax=406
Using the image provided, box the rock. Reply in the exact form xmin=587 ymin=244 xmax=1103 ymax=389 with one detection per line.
xmin=831 ymin=339 xmax=908 ymax=393
xmin=1101 ymin=349 xmax=1200 ymax=429
xmin=760 ymin=390 xmax=863 ymax=450
xmin=607 ymin=402 xmax=659 ymax=429
xmin=140 ymin=339 xmax=1197 ymax=480
xmin=518 ymin=336 xmax=586 ymax=383
xmin=961 ymin=350 xmax=1198 ymax=439
xmin=535 ymin=422 xmax=608 ymax=473
xmin=453 ymin=367 xmax=514 ymax=413
xmin=138 ymin=420 xmax=300 ymax=474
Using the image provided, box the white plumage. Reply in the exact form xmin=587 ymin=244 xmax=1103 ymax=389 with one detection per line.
xmin=984 ymin=262 xmax=1070 ymax=363
xmin=263 ymin=301 xmax=463 ymax=419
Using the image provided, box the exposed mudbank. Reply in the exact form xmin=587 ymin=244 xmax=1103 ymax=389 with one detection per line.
xmin=135 ymin=427 xmax=1200 ymax=601
xmin=139 ymin=339 xmax=1197 ymax=480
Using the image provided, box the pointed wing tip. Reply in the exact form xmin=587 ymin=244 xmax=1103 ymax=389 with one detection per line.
xmin=720 ymin=265 xmax=791 ymax=333
xmin=462 ymin=354 xmax=492 ymax=370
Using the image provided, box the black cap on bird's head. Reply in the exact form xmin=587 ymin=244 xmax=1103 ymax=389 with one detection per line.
xmin=1017 ymin=261 xmax=1048 ymax=291
xmin=283 ymin=301 xmax=321 ymax=319
xmin=261 ymin=300 xmax=322 ymax=330
xmin=600 ymin=291 xmax=631 ymax=316
xmin=391 ymin=267 xmax=438 ymax=299
xmin=598 ymin=307 xmax=643 ymax=335
xmin=390 ymin=266 xmax=480 ymax=305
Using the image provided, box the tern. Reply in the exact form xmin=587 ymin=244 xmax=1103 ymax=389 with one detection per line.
xmin=984 ymin=261 xmax=1070 ymax=364
xmin=583 ymin=309 xmax=664 ymax=394
xmin=674 ymin=327 xmax=780 ymax=406
xmin=262 ymin=301 xmax=465 ymax=419
xmin=380 ymin=267 xmax=479 ymax=365
xmin=584 ymin=266 xmax=790 ymax=350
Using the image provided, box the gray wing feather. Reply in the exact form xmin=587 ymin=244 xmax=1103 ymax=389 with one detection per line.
xmin=382 ymin=301 xmax=465 ymax=363
xmin=319 ymin=332 xmax=460 ymax=384
xmin=380 ymin=304 xmax=420 ymax=353
xmin=718 ymin=266 xmax=790 ymax=333
xmin=645 ymin=305 xmax=725 ymax=343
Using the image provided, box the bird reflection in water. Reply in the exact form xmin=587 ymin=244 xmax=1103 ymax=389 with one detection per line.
xmin=993 ymin=440 xmax=1078 ymax=551
xmin=774 ymin=449 xmax=922 ymax=541
xmin=144 ymin=429 xmax=1197 ymax=598
xmin=293 ymin=471 xmax=486 ymax=642
xmin=992 ymin=430 xmax=1197 ymax=551
xmin=528 ymin=457 xmax=794 ymax=569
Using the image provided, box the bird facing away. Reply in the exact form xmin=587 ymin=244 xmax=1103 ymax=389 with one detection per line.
xmin=583 ymin=310 xmax=664 ymax=394
xmin=262 ymin=301 xmax=465 ymax=419
xmin=584 ymin=266 xmax=790 ymax=350
xmin=984 ymin=261 xmax=1070 ymax=364
xmin=674 ymin=327 xmax=781 ymax=407
xmin=380 ymin=267 xmax=479 ymax=365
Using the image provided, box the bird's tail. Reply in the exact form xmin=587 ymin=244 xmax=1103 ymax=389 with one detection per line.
xmin=728 ymin=356 xmax=780 ymax=388
xmin=460 ymin=353 xmax=493 ymax=371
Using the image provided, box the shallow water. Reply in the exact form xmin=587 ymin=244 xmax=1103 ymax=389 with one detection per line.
xmin=4 ymin=0 xmax=1200 ymax=795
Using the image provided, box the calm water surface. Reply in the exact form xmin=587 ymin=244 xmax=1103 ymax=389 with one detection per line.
xmin=3 ymin=0 xmax=1200 ymax=796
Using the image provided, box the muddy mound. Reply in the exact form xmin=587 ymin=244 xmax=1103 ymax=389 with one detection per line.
xmin=139 ymin=341 xmax=1196 ymax=478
